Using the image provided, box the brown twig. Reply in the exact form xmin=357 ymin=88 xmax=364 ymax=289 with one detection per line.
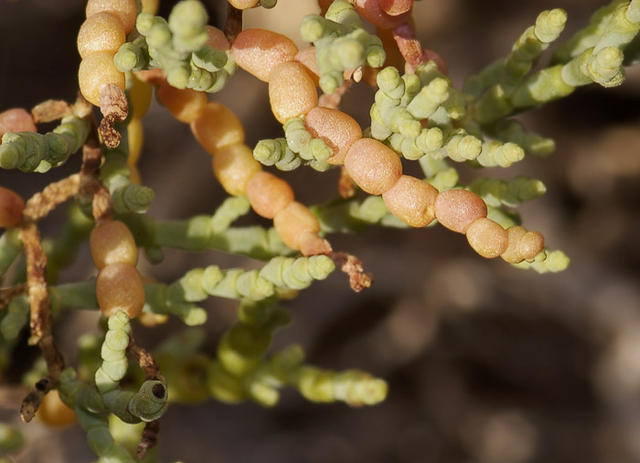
xmin=0 ymin=284 xmax=27 ymax=310
xmin=128 ymin=332 xmax=162 ymax=458
xmin=19 ymin=222 xmax=64 ymax=422
xmin=137 ymin=420 xmax=160 ymax=459
xmin=20 ymin=223 xmax=51 ymax=346
xmin=224 ymin=4 xmax=243 ymax=43
xmin=80 ymin=130 xmax=102 ymax=178
xmin=331 ymin=252 xmax=373 ymax=292
xmin=128 ymin=333 xmax=160 ymax=380
xmin=22 ymin=174 xmax=81 ymax=222
xmin=98 ymin=84 xmax=128 ymax=149
xmin=80 ymin=129 xmax=112 ymax=222
xmin=20 ymin=377 xmax=55 ymax=423
xmin=30 ymin=100 xmax=72 ymax=123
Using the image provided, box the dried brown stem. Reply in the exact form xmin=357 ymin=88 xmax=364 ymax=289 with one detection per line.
xmin=128 ymin=333 xmax=160 ymax=379
xmin=20 ymin=223 xmax=51 ymax=346
xmin=20 ymin=376 xmax=55 ymax=423
xmin=331 ymin=252 xmax=373 ymax=292
xmin=80 ymin=130 xmax=113 ymax=222
xmin=0 ymin=284 xmax=27 ymax=309
xmin=137 ymin=420 xmax=160 ymax=459
xmin=22 ymin=174 xmax=81 ymax=222
xmin=31 ymin=100 xmax=72 ymax=123
xmin=80 ymin=131 xmax=102 ymax=178
xmin=18 ymin=222 xmax=64 ymax=422
xmin=91 ymin=187 xmax=112 ymax=222
xmin=98 ymin=84 xmax=128 ymax=149
xmin=225 ymin=4 xmax=243 ymax=43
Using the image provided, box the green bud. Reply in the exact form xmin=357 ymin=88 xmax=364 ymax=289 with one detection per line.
xmin=284 ymin=118 xmax=311 ymax=154
xmin=211 ymin=196 xmax=250 ymax=234
xmin=192 ymin=45 xmax=228 ymax=72
xmin=319 ymin=72 xmax=341 ymax=94
xmin=300 ymin=15 xmax=331 ymax=43
xmin=443 ymin=133 xmax=482 ymax=162
xmin=147 ymin=20 xmax=172 ymax=49
xmin=111 ymin=183 xmax=154 ymax=214
xmin=334 ymin=37 xmax=365 ymax=69
xmin=416 ymin=127 xmax=444 ymax=153
xmin=136 ymin=12 xmax=155 ymax=35
xmin=535 ymin=8 xmax=568 ymax=43
xmin=181 ymin=306 xmax=208 ymax=326
xmin=376 ymin=66 xmax=404 ymax=100
xmin=169 ymin=0 xmax=208 ymax=39
xmin=367 ymin=45 xmax=386 ymax=68
xmin=587 ymin=46 xmax=625 ymax=87
xmin=407 ymin=77 xmax=449 ymax=119
xmin=477 ymin=141 xmax=525 ymax=167
xmin=370 ymin=104 xmax=392 ymax=140
xmin=254 ymin=138 xmax=285 ymax=166
xmin=0 ymin=143 xmax=21 ymax=169
xmin=114 ymin=41 xmax=149 ymax=72
xmin=166 ymin=63 xmax=191 ymax=89
xmin=325 ymin=0 xmax=360 ymax=27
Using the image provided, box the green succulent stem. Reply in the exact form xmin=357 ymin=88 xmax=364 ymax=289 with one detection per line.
xmin=0 ymin=115 xmax=89 ymax=172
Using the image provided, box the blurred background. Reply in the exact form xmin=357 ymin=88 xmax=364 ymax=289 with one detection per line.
xmin=1 ymin=0 xmax=640 ymax=461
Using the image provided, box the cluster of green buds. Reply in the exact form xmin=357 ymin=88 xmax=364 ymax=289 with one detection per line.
xmin=99 ymin=145 xmax=155 ymax=214
xmin=469 ymin=177 xmax=547 ymax=208
xmin=254 ymin=118 xmax=334 ymax=171
xmin=0 ymin=115 xmax=89 ymax=173
xmin=469 ymin=2 xmax=640 ymax=123
xmin=116 ymin=0 xmax=236 ymax=92
xmin=300 ymin=0 xmax=385 ymax=93
xmin=372 ymin=63 xmax=524 ymax=168
xmin=242 ymin=344 xmax=387 ymax=407
xmin=171 ymin=254 xmax=336 ymax=304
xmin=208 ymin=304 xmax=387 ymax=408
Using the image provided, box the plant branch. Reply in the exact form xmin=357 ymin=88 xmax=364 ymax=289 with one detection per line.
xmin=22 ymin=174 xmax=81 ymax=222
xmin=225 ymin=4 xmax=243 ymax=43
xmin=18 ymin=222 xmax=64 ymax=422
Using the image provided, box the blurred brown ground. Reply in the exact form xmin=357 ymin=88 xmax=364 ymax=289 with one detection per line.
xmin=1 ymin=0 xmax=640 ymax=462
